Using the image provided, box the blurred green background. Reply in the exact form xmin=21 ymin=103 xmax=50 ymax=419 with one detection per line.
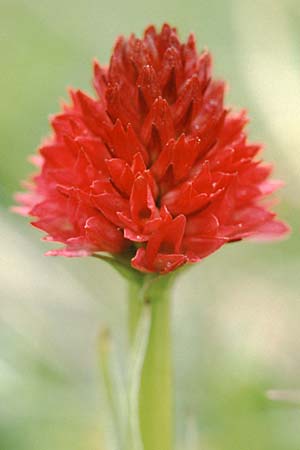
xmin=1 ymin=0 xmax=300 ymax=449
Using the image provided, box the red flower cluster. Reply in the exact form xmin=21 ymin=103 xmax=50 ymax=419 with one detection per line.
xmin=15 ymin=24 xmax=289 ymax=273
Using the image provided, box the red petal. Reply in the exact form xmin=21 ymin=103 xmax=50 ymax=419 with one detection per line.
xmin=92 ymin=193 xmax=129 ymax=226
xmin=106 ymin=158 xmax=134 ymax=197
xmin=183 ymin=236 xmax=226 ymax=259
xmin=145 ymin=214 xmax=186 ymax=266
xmin=129 ymin=174 xmax=158 ymax=225
xmin=131 ymin=247 xmax=187 ymax=273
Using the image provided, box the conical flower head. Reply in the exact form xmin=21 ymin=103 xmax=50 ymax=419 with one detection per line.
xmin=15 ymin=24 xmax=289 ymax=273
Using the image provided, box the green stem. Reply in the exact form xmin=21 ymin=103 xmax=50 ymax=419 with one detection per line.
xmin=128 ymin=303 xmax=151 ymax=450
xmin=128 ymin=277 xmax=144 ymax=344
xmin=128 ymin=274 xmax=174 ymax=450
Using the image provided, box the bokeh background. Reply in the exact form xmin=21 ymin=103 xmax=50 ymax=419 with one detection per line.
xmin=1 ymin=0 xmax=300 ymax=449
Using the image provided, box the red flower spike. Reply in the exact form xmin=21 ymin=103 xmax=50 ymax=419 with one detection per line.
xmin=15 ymin=24 xmax=290 ymax=274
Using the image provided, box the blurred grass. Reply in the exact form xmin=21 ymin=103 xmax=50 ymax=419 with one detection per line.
xmin=1 ymin=0 xmax=300 ymax=449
